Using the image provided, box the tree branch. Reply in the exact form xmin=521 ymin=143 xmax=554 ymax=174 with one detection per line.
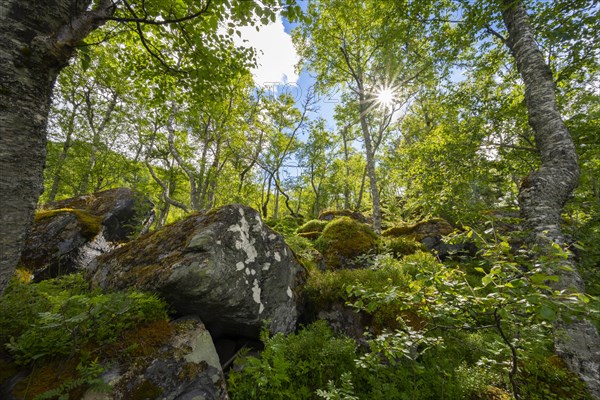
xmin=104 ymin=0 xmax=212 ymax=26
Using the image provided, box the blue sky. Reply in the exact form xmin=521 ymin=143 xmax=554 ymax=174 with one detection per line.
xmin=234 ymin=3 xmax=339 ymax=132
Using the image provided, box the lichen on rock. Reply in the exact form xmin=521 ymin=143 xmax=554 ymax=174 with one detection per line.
xmin=90 ymin=204 xmax=305 ymax=339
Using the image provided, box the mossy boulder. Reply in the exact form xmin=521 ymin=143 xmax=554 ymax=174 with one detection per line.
xmin=382 ymin=236 xmax=427 ymax=258
xmin=20 ymin=188 xmax=154 ymax=281
xmin=296 ymin=219 xmax=329 ymax=241
xmin=315 ymin=217 xmax=378 ymax=269
xmin=90 ymin=204 xmax=305 ymax=339
xmin=297 ymin=219 xmax=329 ymax=234
xmin=318 ymin=209 xmax=368 ymax=223
xmin=381 ymin=218 xmax=478 ymax=260
xmin=382 ymin=218 xmax=454 ymax=240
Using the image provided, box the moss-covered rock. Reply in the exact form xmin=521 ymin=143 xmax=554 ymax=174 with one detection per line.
xmin=315 ymin=217 xmax=378 ymax=269
xmin=381 ymin=236 xmax=427 ymax=258
xmin=90 ymin=204 xmax=305 ymax=339
xmin=19 ymin=188 xmax=154 ymax=281
xmin=297 ymin=219 xmax=329 ymax=234
xmin=296 ymin=219 xmax=329 ymax=241
xmin=81 ymin=317 xmax=228 ymax=400
xmin=382 ymin=218 xmax=454 ymax=240
xmin=318 ymin=209 xmax=368 ymax=223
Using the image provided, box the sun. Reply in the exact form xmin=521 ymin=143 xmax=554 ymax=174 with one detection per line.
xmin=376 ymin=87 xmax=395 ymax=107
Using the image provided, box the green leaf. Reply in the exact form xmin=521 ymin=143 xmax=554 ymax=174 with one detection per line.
xmin=538 ymin=304 xmax=557 ymax=321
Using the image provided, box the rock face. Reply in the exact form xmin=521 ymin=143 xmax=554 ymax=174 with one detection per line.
xmin=19 ymin=188 xmax=153 ymax=280
xmin=90 ymin=204 xmax=305 ymax=339
xmin=83 ymin=317 xmax=228 ymax=400
xmin=382 ymin=218 xmax=454 ymax=240
xmin=381 ymin=218 xmax=476 ymax=260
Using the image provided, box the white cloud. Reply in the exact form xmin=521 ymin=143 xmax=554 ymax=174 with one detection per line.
xmin=234 ymin=15 xmax=300 ymax=86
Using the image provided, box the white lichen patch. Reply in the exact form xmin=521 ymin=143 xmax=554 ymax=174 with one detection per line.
xmin=287 ymin=286 xmax=293 ymax=299
xmin=245 ymin=268 xmax=251 ymax=275
xmin=274 ymin=252 xmax=281 ymax=262
xmin=253 ymin=215 xmax=263 ymax=232
xmin=236 ymin=262 xmax=245 ymax=271
xmin=228 ymin=208 xmax=258 ymax=263
xmin=262 ymin=262 xmax=271 ymax=271
xmin=252 ymin=279 xmax=264 ymax=314
xmin=269 ymin=234 xmax=277 ymax=240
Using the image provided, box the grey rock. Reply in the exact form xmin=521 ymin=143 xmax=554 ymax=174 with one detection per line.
xmin=20 ymin=188 xmax=153 ymax=281
xmin=90 ymin=204 xmax=306 ymax=339
xmin=317 ymin=303 xmax=367 ymax=340
xmin=82 ymin=317 xmax=228 ymax=400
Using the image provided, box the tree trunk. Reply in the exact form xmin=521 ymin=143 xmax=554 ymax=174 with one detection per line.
xmin=0 ymin=0 xmax=116 ymax=295
xmin=358 ymin=92 xmax=382 ymax=233
xmin=341 ymin=125 xmax=352 ymax=210
xmin=501 ymin=1 xmax=600 ymax=395
xmin=262 ymin=175 xmax=272 ymax=219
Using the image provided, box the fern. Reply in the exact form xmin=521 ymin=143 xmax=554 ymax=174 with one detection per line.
xmin=33 ymin=377 xmax=87 ymax=400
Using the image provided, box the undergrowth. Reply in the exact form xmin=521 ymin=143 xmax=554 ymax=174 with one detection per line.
xmin=0 ymin=273 xmax=169 ymax=399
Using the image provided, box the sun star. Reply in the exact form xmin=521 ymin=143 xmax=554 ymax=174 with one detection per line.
xmin=376 ymin=87 xmax=395 ymax=107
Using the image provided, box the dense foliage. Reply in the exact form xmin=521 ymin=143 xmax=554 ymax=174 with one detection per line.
xmin=229 ymin=234 xmax=596 ymax=399
xmin=0 ymin=274 xmax=169 ymax=399
xmin=3 ymin=0 xmax=599 ymax=398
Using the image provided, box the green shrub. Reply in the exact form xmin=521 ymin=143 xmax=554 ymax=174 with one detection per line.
xmin=228 ymin=321 xmax=358 ymax=400
xmin=266 ymin=215 xmax=302 ymax=236
xmin=315 ymin=217 xmax=378 ymax=269
xmin=0 ymin=273 xmax=89 ymax=344
xmin=283 ymin=234 xmax=320 ymax=272
xmin=0 ymin=273 xmax=168 ymax=365
xmin=304 ymin=256 xmax=411 ymax=310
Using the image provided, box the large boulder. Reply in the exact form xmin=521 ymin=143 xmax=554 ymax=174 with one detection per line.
xmin=90 ymin=204 xmax=305 ymax=339
xmin=318 ymin=209 xmax=368 ymax=224
xmin=314 ymin=217 xmax=378 ymax=269
xmin=19 ymin=188 xmax=153 ymax=281
xmin=382 ymin=218 xmax=454 ymax=240
xmin=381 ymin=218 xmax=476 ymax=260
xmin=83 ymin=317 xmax=228 ymax=400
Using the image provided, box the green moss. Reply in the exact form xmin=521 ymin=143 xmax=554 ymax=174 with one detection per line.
xmin=104 ymin=320 xmax=173 ymax=360
xmin=315 ymin=217 xmax=378 ymax=269
xmin=381 ymin=236 xmax=427 ymax=258
xmin=35 ymin=208 xmax=103 ymax=240
xmin=519 ymin=355 xmax=596 ymax=399
xmin=128 ymin=379 xmax=163 ymax=400
xmin=317 ymin=209 xmax=367 ymax=222
xmin=12 ymin=358 xmax=82 ymax=400
xmin=297 ymin=219 xmax=329 ymax=235
xmin=382 ymin=218 xmax=453 ymax=240
xmin=96 ymin=213 xmax=207 ymax=288
xmin=304 ymin=263 xmax=410 ymax=310
xmin=297 ymin=231 xmax=322 ymax=240
xmin=179 ymin=361 xmax=207 ymax=381
xmin=382 ymin=225 xmax=415 ymax=237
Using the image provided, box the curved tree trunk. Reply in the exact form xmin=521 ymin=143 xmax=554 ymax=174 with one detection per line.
xmin=0 ymin=0 xmax=114 ymax=295
xmin=501 ymin=1 xmax=600 ymax=395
